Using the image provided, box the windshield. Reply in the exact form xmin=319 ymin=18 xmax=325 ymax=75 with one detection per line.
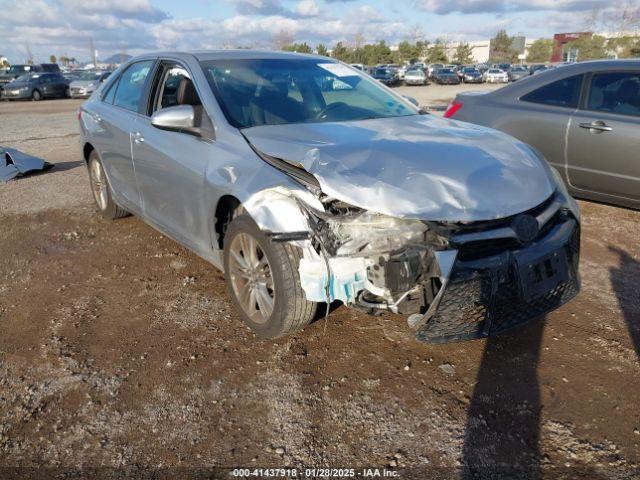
xmin=463 ymin=68 xmax=478 ymax=73
xmin=78 ymin=72 xmax=101 ymax=81
xmin=438 ymin=69 xmax=454 ymax=74
xmin=201 ymin=58 xmax=417 ymax=128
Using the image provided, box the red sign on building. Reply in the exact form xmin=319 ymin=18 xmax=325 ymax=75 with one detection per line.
xmin=552 ymin=32 xmax=592 ymax=62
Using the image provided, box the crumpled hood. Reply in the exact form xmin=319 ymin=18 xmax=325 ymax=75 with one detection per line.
xmin=242 ymin=114 xmax=555 ymax=221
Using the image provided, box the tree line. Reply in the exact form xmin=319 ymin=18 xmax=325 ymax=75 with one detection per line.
xmin=279 ymin=29 xmax=640 ymax=66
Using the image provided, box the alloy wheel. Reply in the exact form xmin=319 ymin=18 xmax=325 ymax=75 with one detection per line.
xmin=89 ymin=159 xmax=108 ymax=211
xmin=228 ymin=233 xmax=275 ymax=324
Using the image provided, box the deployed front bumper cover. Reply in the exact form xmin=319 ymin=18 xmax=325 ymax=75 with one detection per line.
xmin=414 ymin=215 xmax=580 ymax=344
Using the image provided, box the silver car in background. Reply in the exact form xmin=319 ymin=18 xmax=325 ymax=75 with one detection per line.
xmin=79 ymin=51 xmax=580 ymax=344
xmin=448 ymin=60 xmax=640 ymax=210
xmin=403 ymin=68 xmax=427 ymax=85
xmin=70 ymin=71 xmax=112 ymax=98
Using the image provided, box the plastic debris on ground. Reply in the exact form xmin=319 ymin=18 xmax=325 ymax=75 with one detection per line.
xmin=1 ymin=146 xmax=53 ymax=182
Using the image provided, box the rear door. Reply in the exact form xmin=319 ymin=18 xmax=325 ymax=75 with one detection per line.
xmin=566 ymin=70 xmax=640 ymax=202
xmin=88 ymin=60 xmax=155 ymax=211
xmin=37 ymin=74 xmax=56 ymax=97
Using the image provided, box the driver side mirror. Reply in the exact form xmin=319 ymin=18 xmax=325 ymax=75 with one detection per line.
xmin=151 ymin=105 xmax=200 ymax=136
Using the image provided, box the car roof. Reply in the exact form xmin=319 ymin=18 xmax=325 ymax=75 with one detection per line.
xmin=127 ymin=49 xmax=336 ymax=63
xmin=485 ymin=58 xmax=640 ymax=98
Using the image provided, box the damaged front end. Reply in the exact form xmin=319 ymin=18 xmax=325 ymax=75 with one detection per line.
xmin=239 ymin=116 xmax=581 ymax=344
xmin=246 ymin=185 xmax=580 ymax=345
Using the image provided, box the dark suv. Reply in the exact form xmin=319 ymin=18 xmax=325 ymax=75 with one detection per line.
xmin=0 ymin=64 xmax=60 ymax=91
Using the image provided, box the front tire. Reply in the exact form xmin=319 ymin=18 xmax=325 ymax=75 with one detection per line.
xmin=32 ymin=89 xmax=42 ymax=101
xmin=223 ymin=214 xmax=316 ymax=339
xmin=87 ymin=150 xmax=128 ymax=220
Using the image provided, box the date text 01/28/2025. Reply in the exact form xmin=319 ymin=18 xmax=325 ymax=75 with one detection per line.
xmin=231 ymin=468 xmax=399 ymax=477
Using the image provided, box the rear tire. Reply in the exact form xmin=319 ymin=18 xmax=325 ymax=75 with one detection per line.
xmin=223 ymin=214 xmax=316 ymax=339
xmin=87 ymin=150 xmax=129 ymax=220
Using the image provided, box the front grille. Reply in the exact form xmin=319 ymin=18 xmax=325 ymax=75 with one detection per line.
xmin=415 ymin=222 xmax=580 ymax=344
xmin=454 ymin=195 xmax=560 ymax=261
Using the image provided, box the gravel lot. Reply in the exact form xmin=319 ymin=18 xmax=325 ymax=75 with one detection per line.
xmin=1 ymin=95 xmax=639 ymax=479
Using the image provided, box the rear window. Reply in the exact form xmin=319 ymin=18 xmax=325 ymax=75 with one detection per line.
xmin=521 ymin=74 xmax=584 ymax=109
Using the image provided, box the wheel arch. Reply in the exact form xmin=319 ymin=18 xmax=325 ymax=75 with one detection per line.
xmin=82 ymin=142 xmax=95 ymax=164
xmin=214 ymin=194 xmax=242 ymax=250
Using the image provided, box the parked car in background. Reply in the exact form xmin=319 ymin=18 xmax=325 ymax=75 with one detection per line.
xmin=446 ymin=59 xmax=640 ymax=210
xmin=69 ymin=71 xmax=112 ymax=98
xmin=427 ymin=63 xmax=444 ymax=78
xmin=79 ymin=50 xmax=580 ymax=344
xmin=0 ymin=64 xmax=38 ymax=90
xmin=532 ymin=65 xmax=554 ymax=75
xmin=508 ymin=66 xmax=529 ymax=82
xmin=371 ymin=67 xmax=399 ymax=86
xmin=433 ymin=67 xmax=461 ymax=85
xmin=484 ymin=68 xmax=509 ymax=83
xmin=403 ymin=68 xmax=427 ymax=85
xmin=63 ymin=70 xmax=84 ymax=82
xmin=349 ymin=64 xmax=364 ymax=71
xmin=460 ymin=67 xmax=483 ymax=83
xmin=0 ymin=72 xmax=69 ymax=100
xmin=39 ymin=63 xmax=61 ymax=73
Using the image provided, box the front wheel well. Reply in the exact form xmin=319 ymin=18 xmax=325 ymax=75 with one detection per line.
xmin=83 ymin=143 xmax=95 ymax=163
xmin=214 ymin=195 xmax=241 ymax=249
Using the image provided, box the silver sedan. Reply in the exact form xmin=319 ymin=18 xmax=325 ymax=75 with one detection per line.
xmin=79 ymin=51 xmax=580 ymax=344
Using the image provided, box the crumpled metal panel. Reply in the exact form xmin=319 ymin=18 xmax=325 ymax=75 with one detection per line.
xmin=242 ymin=114 xmax=556 ymax=222
xmin=0 ymin=147 xmax=53 ymax=182
xmin=415 ymin=219 xmax=580 ymax=344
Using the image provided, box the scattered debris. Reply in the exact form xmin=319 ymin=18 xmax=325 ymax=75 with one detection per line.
xmin=438 ymin=363 xmax=456 ymax=375
xmin=1 ymin=146 xmax=53 ymax=182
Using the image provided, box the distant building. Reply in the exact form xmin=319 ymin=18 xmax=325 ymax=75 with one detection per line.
xmin=443 ymin=37 xmax=537 ymax=64
xmin=551 ymin=32 xmax=592 ymax=62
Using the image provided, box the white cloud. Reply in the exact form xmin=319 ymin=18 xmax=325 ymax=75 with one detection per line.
xmin=296 ymin=0 xmax=319 ymax=17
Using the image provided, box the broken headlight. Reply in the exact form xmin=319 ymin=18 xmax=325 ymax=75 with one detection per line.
xmin=311 ymin=199 xmax=449 ymax=256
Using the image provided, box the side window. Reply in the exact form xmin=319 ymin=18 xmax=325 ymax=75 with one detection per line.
xmin=521 ymin=74 xmax=583 ymax=108
xmin=586 ymin=71 xmax=640 ymax=117
xmin=102 ymin=76 xmax=118 ymax=104
xmin=113 ymin=60 xmax=154 ymax=112
xmin=156 ymin=66 xmax=192 ymax=110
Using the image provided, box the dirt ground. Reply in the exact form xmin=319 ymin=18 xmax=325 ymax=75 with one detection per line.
xmin=0 ymin=98 xmax=639 ymax=480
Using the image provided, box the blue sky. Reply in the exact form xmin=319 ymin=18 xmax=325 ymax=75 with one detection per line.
xmin=0 ymin=0 xmax=635 ymax=63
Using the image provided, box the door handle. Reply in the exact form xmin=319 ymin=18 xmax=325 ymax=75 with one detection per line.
xmin=579 ymin=121 xmax=612 ymax=133
xmin=132 ymin=131 xmax=145 ymax=144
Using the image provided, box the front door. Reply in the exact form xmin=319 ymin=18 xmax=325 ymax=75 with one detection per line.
xmin=132 ymin=63 xmax=213 ymax=253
